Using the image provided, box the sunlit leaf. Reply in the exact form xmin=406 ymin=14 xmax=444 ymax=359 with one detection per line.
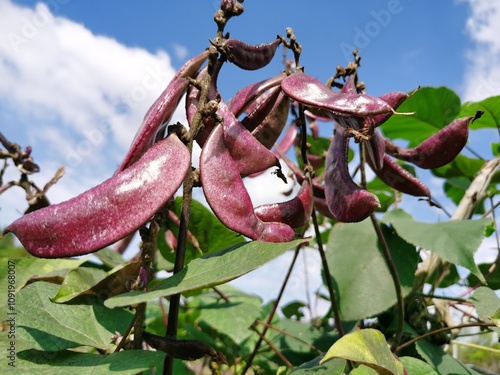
xmin=458 ymin=95 xmax=500 ymax=130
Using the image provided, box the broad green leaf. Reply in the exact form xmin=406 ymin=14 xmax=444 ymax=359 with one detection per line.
xmin=467 ymin=263 xmax=500 ymax=289
xmin=320 ymin=329 xmax=404 ymax=375
xmin=432 ymin=154 xmax=484 ymax=179
xmin=281 ymin=301 xmax=307 ymax=320
xmin=105 ymin=238 xmax=308 ymax=308
xmin=492 ymin=142 xmax=500 ymax=157
xmin=458 ymin=95 xmax=500 ymax=130
xmin=15 ymin=349 xmax=165 ymax=374
xmin=290 ymin=356 xmax=346 ymax=374
xmin=194 ymin=285 xmax=262 ymax=344
xmin=472 ymin=286 xmax=500 ymax=334
xmin=443 ymin=178 xmax=470 ymax=206
xmin=382 ymin=209 xmax=490 ymax=283
xmin=161 ymin=197 xmax=246 ymax=265
xmin=381 ymin=87 xmax=461 ymax=147
xmin=51 ymin=267 xmax=107 ymax=303
xmin=52 ymin=263 xmax=143 ymax=303
xmin=491 ymin=309 xmax=500 ymax=327
xmin=93 ymin=247 xmax=126 ymax=269
xmin=415 ymin=337 xmax=482 ymax=375
xmin=399 ymin=356 xmax=439 ymax=375
xmin=327 ymin=219 xmax=417 ymax=320
xmin=17 ymin=282 xmax=132 ymax=351
xmin=351 ymin=365 xmax=382 ymax=374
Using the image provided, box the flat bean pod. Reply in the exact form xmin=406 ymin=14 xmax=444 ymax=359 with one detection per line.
xmin=251 ymin=91 xmax=290 ymax=149
xmin=200 ymin=125 xmax=296 ymax=242
xmin=221 ymin=38 xmax=281 ymax=71
xmin=364 ymin=128 xmax=385 ymax=171
xmin=281 ymin=72 xmax=392 ymax=117
xmin=117 ymin=50 xmax=208 ymax=172
xmin=254 ymin=180 xmax=313 ymax=228
xmin=324 ymin=125 xmax=380 ymax=222
xmin=384 ymin=114 xmax=479 ymax=169
xmin=4 ymin=134 xmax=191 ymax=258
xmin=241 ymin=86 xmax=281 ymax=132
xmin=369 ymin=154 xmax=431 ymax=197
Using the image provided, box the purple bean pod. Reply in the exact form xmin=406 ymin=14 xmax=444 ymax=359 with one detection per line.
xmin=200 ymin=125 xmax=296 ymax=242
xmin=228 ymin=73 xmax=286 ymax=117
xmin=241 ymin=85 xmax=282 ymax=132
xmin=219 ymin=100 xmax=281 ymax=176
xmin=364 ymin=128 xmax=386 ymax=171
xmin=281 ymin=71 xmax=392 ymax=117
xmin=383 ymin=114 xmax=480 ymax=169
xmin=370 ymin=91 xmax=409 ymax=127
xmin=220 ymin=38 xmax=281 ymax=71
xmin=368 ymin=154 xmax=431 ymax=197
xmin=254 ymin=179 xmax=313 ymax=228
xmin=4 ymin=134 xmax=191 ymax=258
xmin=251 ymin=91 xmax=291 ymax=149
xmin=324 ymin=125 xmax=380 ymax=222
xmin=117 ymin=50 xmax=209 ymax=172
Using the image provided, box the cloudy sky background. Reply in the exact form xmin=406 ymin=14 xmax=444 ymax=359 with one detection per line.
xmin=1 ymin=0 xmax=500 ymax=310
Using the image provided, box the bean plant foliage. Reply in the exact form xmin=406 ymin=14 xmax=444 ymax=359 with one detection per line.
xmin=1 ymin=1 xmax=500 ymax=374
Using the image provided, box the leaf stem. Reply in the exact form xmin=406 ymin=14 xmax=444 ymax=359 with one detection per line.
xmin=396 ymin=323 xmax=496 ymax=352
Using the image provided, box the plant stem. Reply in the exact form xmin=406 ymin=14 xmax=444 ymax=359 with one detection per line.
xmin=241 ymin=243 xmax=303 ymax=375
xmin=396 ymin=323 xmax=496 ymax=352
xmin=163 ymin=52 xmax=217 ymax=375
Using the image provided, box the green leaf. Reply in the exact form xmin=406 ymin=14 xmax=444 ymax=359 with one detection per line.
xmin=382 ymin=209 xmax=490 ymax=283
xmin=290 ymin=356 xmax=346 ymax=374
xmin=467 ymin=263 xmax=500 ymax=289
xmin=382 ymin=87 xmax=461 ymax=147
xmin=491 ymin=142 xmax=500 ymax=157
xmin=432 ymin=154 xmax=485 ymax=179
xmin=281 ymin=301 xmax=307 ymax=320
xmin=161 ymin=197 xmax=246 ymax=265
xmin=327 ymin=220 xmax=418 ymax=320
xmin=92 ymin=248 xmax=126 ymax=269
xmin=194 ymin=285 xmax=262 ymax=344
xmin=320 ymin=329 xmax=404 ymax=375
xmin=51 ymin=267 xmax=107 ymax=303
xmin=471 ymin=286 xmax=500 ymax=335
xmin=105 ymin=238 xmax=308 ymax=308
xmin=15 ymin=349 xmax=165 ymax=374
xmin=17 ymin=282 xmax=132 ymax=351
xmin=458 ymin=95 xmax=500 ymax=130
xmin=399 ymin=356 xmax=439 ymax=375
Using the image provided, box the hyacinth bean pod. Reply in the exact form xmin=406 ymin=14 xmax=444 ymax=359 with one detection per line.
xmin=370 ymin=91 xmax=409 ymax=127
xmin=218 ymin=100 xmax=282 ymax=176
xmin=4 ymin=134 xmax=191 ymax=258
xmin=251 ymin=91 xmax=291 ymax=149
xmin=369 ymin=154 xmax=431 ymax=197
xmin=324 ymin=125 xmax=380 ymax=222
xmin=281 ymin=71 xmax=393 ymax=117
xmin=220 ymin=38 xmax=281 ymax=71
xmin=200 ymin=125 xmax=295 ymax=242
xmin=254 ymin=180 xmax=313 ymax=228
xmin=117 ymin=50 xmax=209 ymax=172
xmin=383 ymin=114 xmax=481 ymax=169
xmin=364 ymin=128 xmax=386 ymax=171
xmin=228 ymin=73 xmax=286 ymax=117
xmin=241 ymin=85 xmax=282 ymax=132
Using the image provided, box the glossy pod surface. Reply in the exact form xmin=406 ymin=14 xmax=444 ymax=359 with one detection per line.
xmin=5 ymin=134 xmax=190 ymax=258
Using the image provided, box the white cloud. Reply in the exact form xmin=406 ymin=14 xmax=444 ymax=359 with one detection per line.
xmin=460 ymin=0 xmax=500 ymax=101
xmin=0 ymin=0 xmax=184 ymax=225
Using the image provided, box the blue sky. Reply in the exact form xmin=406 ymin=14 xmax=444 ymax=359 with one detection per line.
xmin=1 ymin=0 xmax=500 ymax=306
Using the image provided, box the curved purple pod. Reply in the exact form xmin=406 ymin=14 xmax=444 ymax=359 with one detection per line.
xmin=219 ymin=100 xmax=281 ymax=176
xmin=324 ymin=126 xmax=380 ymax=222
xmin=200 ymin=125 xmax=295 ymax=242
xmin=383 ymin=115 xmax=478 ymax=169
xmin=241 ymin=85 xmax=281 ymax=132
xmin=254 ymin=180 xmax=313 ymax=228
xmin=281 ymin=72 xmax=392 ymax=117
xmin=228 ymin=73 xmax=286 ymax=117
xmin=364 ymin=128 xmax=385 ymax=171
xmin=251 ymin=92 xmax=290 ymax=149
xmin=368 ymin=154 xmax=431 ymax=197
xmin=371 ymin=91 xmax=409 ymax=127
xmin=4 ymin=134 xmax=190 ymax=258
xmin=117 ymin=50 xmax=209 ymax=172
xmin=221 ymin=38 xmax=281 ymax=71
